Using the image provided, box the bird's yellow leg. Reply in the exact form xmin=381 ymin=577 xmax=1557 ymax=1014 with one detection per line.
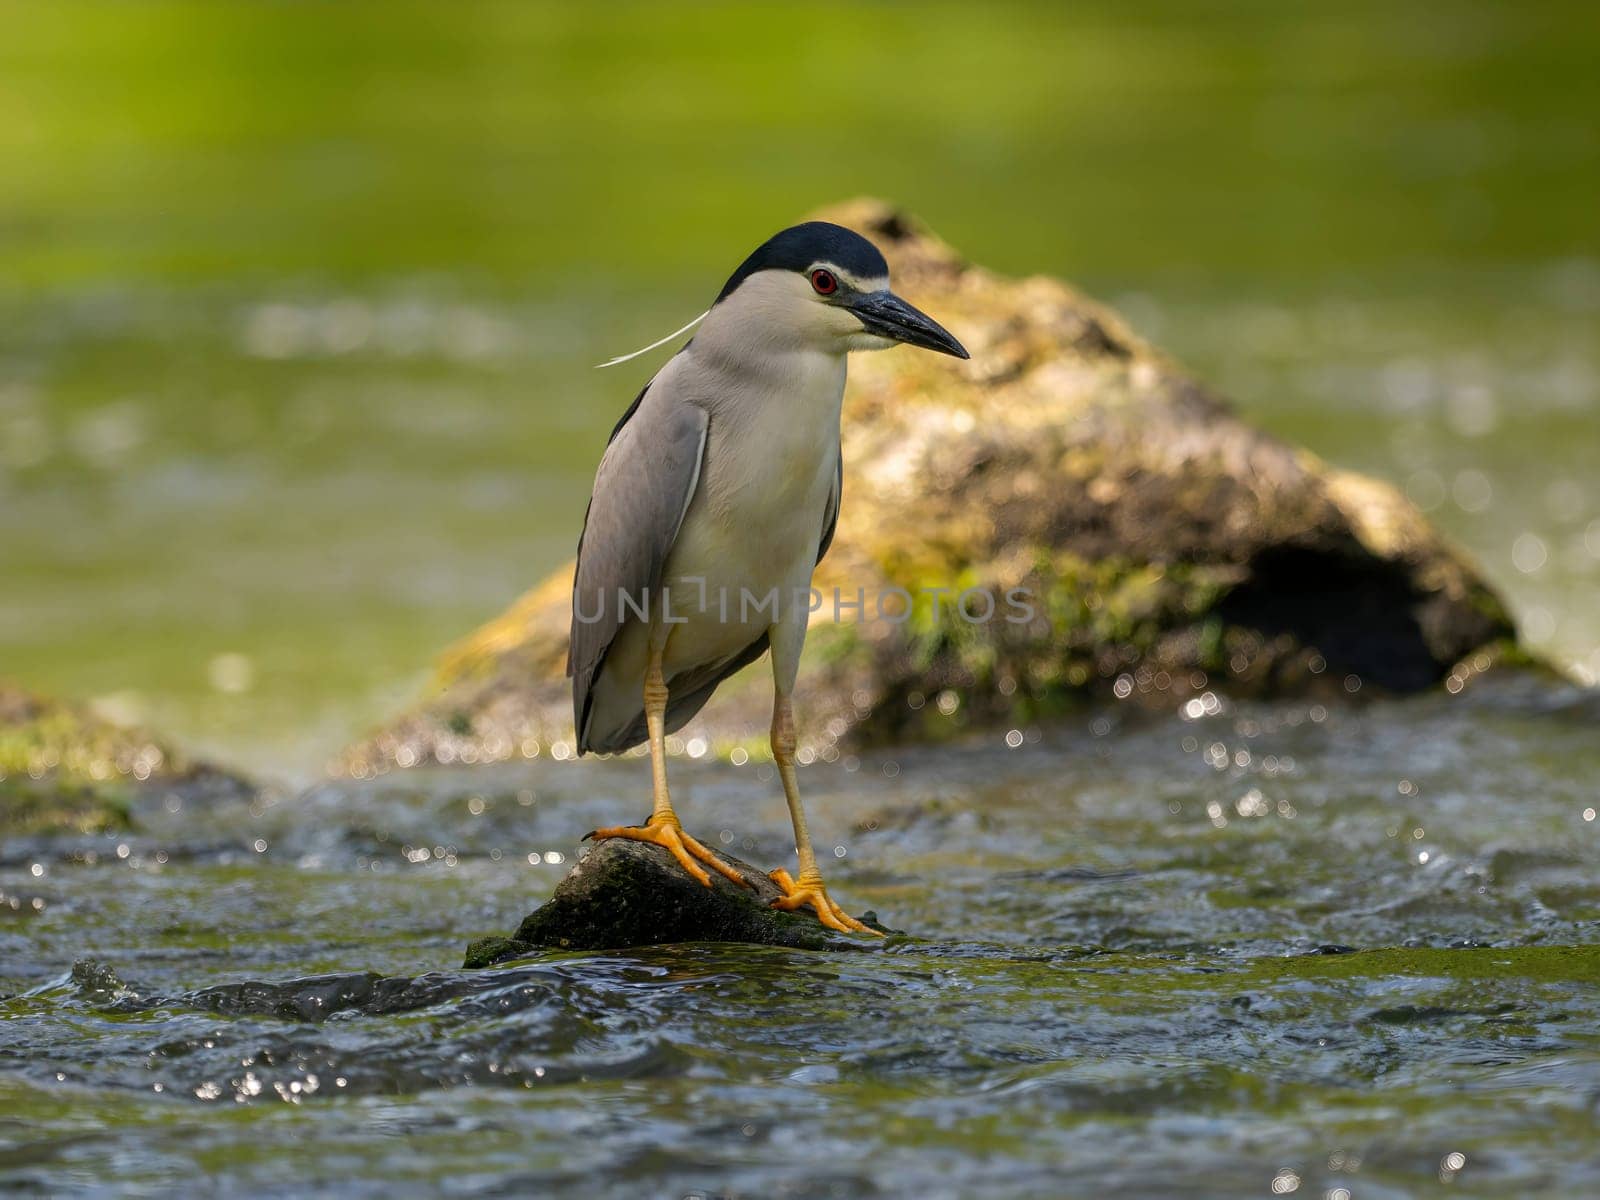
xmin=588 ymin=640 xmax=749 ymax=889
xmin=767 ymin=691 xmax=882 ymax=936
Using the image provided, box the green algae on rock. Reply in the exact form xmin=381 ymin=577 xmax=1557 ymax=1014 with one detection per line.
xmin=345 ymin=199 xmax=1518 ymax=776
xmin=465 ymin=837 xmax=889 ymax=964
xmin=0 ymin=682 xmax=251 ymax=836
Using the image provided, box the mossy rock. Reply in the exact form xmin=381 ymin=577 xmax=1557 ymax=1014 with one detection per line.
xmin=0 ymin=683 xmax=252 ymax=836
xmin=346 ymin=197 xmax=1522 ymax=777
xmin=464 ymin=838 xmax=889 ymax=964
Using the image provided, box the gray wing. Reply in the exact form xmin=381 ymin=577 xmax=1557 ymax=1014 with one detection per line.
xmin=593 ymin=634 xmax=771 ymax=754
xmin=568 ymin=380 xmax=709 ymax=750
xmin=816 ymin=449 xmax=842 ymax=565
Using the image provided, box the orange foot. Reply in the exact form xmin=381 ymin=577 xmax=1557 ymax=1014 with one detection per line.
xmin=587 ymin=817 xmax=750 ymax=889
xmin=768 ymin=868 xmax=883 ymax=937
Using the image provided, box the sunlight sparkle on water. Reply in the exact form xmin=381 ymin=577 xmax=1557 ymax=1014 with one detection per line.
xmin=1513 ymin=533 xmax=1549 ymax=574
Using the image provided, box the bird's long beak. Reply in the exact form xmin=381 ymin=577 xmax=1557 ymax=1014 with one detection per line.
xmin=847 ymin=290 xmax=969 ymax=359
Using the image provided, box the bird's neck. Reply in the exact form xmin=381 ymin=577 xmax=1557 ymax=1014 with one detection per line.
xmin=686 ymin=320 xmax=848 ymax=418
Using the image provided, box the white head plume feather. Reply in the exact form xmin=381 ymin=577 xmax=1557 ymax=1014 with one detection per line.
xmin=595 ymin=309 xmax=709 ymax=369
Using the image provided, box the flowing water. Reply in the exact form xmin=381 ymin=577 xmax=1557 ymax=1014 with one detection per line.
xmin=5 ymin=675 xmax=1599 ymax=1196
xmin=3 ymin=3 xmax=1599 ymax=1195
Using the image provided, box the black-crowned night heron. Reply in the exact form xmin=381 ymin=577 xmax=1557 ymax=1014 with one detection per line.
xmin=569 ymin=221 xmax=968 ymax=935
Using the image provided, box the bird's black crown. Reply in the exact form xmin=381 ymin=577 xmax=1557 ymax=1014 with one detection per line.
xmin=715 ymin=221 xmax=888 ymax=304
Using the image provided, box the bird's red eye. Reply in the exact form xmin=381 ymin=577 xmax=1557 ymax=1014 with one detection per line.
xmin=810 ymin=269 xmax=838 ymax=295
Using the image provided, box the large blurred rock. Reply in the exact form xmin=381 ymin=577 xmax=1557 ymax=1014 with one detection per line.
xmin=344 ymin=199 xmax=1519 ymax=776
xmin=0 ymin=682 xmax=252 ymax=836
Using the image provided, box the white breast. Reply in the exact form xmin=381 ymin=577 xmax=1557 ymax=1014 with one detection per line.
xmin=659 ymin=342 xmax=846 ymax=673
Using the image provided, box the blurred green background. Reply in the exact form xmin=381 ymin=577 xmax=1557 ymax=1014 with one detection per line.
xmin=2 ymin=0 xmax=1597 ymax=778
